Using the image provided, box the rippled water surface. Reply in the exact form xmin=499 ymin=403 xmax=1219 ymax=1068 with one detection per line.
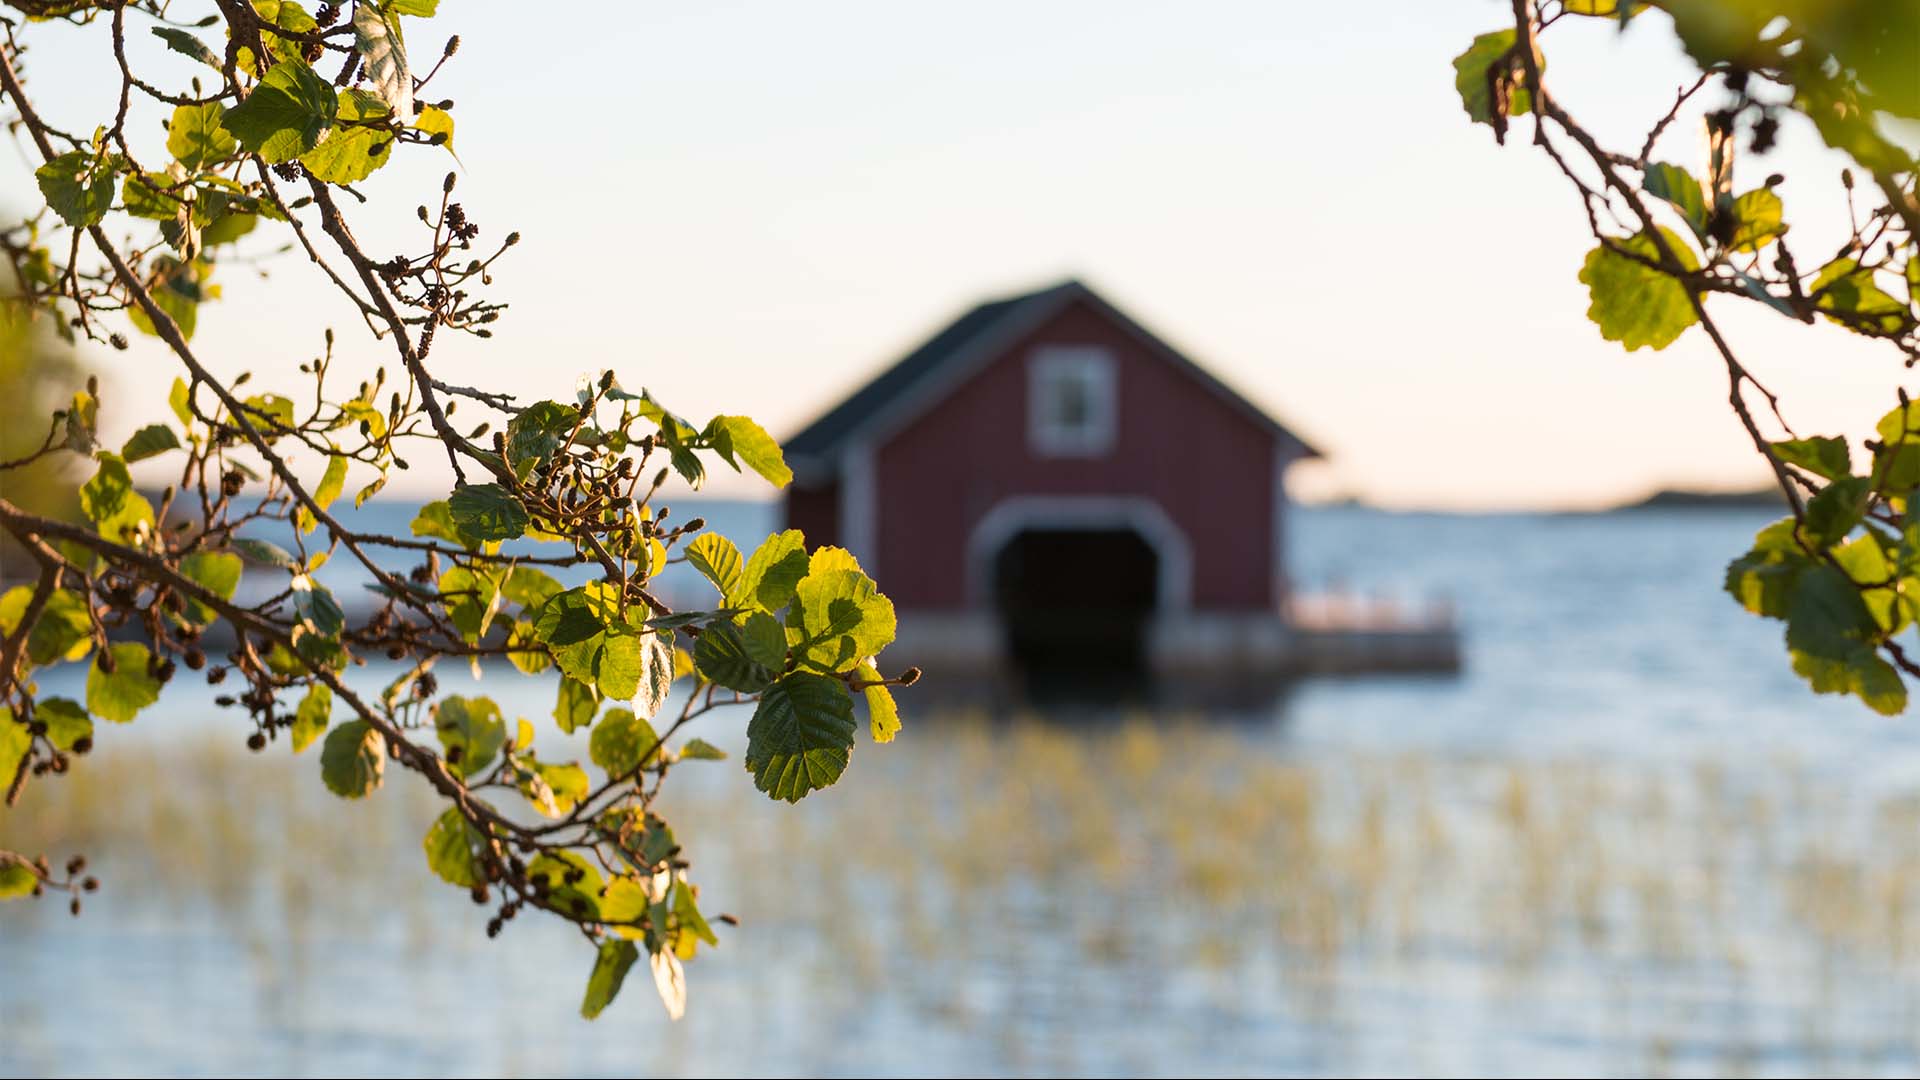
xmin=6 ymin=503 xmax=1920 ymax=1078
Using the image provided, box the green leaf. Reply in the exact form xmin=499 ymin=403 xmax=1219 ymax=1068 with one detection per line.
xmin=410 ymin=500 xmax=478 ymax=549
xmin=555 ymin=676 xmax=599 ymax=734
xmin=299 ymin=89 xmax=395 ymax=184
xmin=291 ymin=683 xmax=330 ymax=753
xmin=296 ymin=452 xmax=349 ymax=534
xmin=504 ymin=400 xmax=579 ymax=480
xmin=240 ymin=392 xmax=296 ymax=430
xmin=78 ymin=450 xmax=129 ymax=517
xmin=530 ymin=850 xmax=603 ymax=920
xmin=507 ymin=620 xmax=551 ymax=674
xmin=519 ymin=759 xmax=590 ymax=818
xmin=320 ymin=719 xmax=385 ymax=798
xmin=673 ymin=878 xmax=719 ymax=957
xmin=581 ymin=940 xmax=638 ymax=1020
xmin=531 ymin=586 xmax=659 ymax=700
xmin=424 ymin=806 xmax=484 ymax=887
xmin=1791 ymin=646 xmax=1908 ymax=715
xmin=693 ymin=622 xmax=773 ymax=693
xmin=0 ymin=861 xmax=35 ymax=901
xmin=121 ymin=171 xmax=183 ymax=221
xmin=1728 ymin=187 xmax=1785 ymax=252
xmin=1803 ymin=476 xmax=1870 ymax=549
xmin=1451 ymin=29 xmax=1533 ymax=126
xmin=590 ymin=707 xmax=661 ymax=778
xmin=1786 ymin=563 xmax=1880 ymax=661
xmin=1850 ymin=652 xmax=1906 ymax=715
xmin=740 ymin=610 xmax=787 ymax=669
xmin=179 ymin=550 xmax=242 ymax=625
xmin=1642 ymin=162 xmax=1709 ymax=240
xmin=414 ymin=104 xmax=456 ymax=154
xmin=447 ymin=483 xmax=529 ymax=542
xmin=1811 ymin=258 xmax=1909 ymax=335
xmin=127 ymin=255 xmax=210 ymax=341
xmin=351 ymin=2 xmax=414 ymax=120
xmin=666 ymin=444 xmax=706 ymax=489
xmin=857 ymin=661 xmax=901 ymax=743
xmin=232 ymin=536 xmax=299 ymax=569
xmin=438 ymin=566 xmax=503 ymax=642
xmin=730 ymin=530 xmax=809 ymax=612
xmin=120 ymin=424 xmax=181 ymax=463
xmin=291 ymin=573 xmax=345 ymax=637
xmin=169 ymin=377 xmax=194 ymax=428
xmin=1836 ymin=532 xmax=1901 ymax=633
xmin=598 ymin=631 xmax=676 ymax=711
xmin=435 ymin=695 xmax=506 ymax=778
xmin=502 ymin=566 xmax=564 ymax=609
xmin=1877 ymin=402 xmax=1920 ymax=447
xmin=0 ymin=587 xmax=92 ymax=667
xmin=1725 ymin=518 xmax=1811 ymax=619
xmin=246 ymin=0 xmax=320 ymax=66
xmin=151 ymin=26 xmax=221 ymax=68
xmin=679 ymin=738 xmax=726 ymax=761
xmin=202 ymin=210 xmax=257 ymax=247
xmin=37 ymin=698 xmax=92 ymax=752
xmin=222 ymin=57 xmax=338 ymax=164
xmin=35 ymin=150 xmax=118 ymax=229
xmin=789 ymin=547 xmax=896 ymax=673
xmin=85 ymin=642 xmax=161 ymax=724
xmin=166 ymin=102 xmax=237 ymax=171
xmin=702 ymin=415 xmax=792 ymax=487
xmin=1577 ymin=228 xmax=1701 ymax=351
xmin=0 ymin=710 xmax=27 ymax=794
xmin=745 ymin=672 xmax=856 ymax=802
xmin=685 ymin=533 xmax=742 ymax=599
xmin=1772 ymin=436 xmax=1850 ymax=482
xmin=598 ymin=874 xmax=651 ymax=939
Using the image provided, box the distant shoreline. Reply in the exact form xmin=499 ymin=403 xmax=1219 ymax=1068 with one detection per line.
xmin=1302 ymin=487 xmax=1787 ymax=515
xmin=1609 ymin=487 xmax=1787 ymax=512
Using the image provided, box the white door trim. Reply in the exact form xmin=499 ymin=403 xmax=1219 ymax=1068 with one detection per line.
xmin=965 ymin=495 xmax=1192 ymax=612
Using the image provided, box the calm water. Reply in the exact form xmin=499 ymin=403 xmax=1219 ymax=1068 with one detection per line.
xmin=6 ymin=503 xmax=1920 ymax=1078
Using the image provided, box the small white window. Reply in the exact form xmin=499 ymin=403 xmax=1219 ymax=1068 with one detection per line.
xmin=1028 ymin=346 xmax=1117 ymax=457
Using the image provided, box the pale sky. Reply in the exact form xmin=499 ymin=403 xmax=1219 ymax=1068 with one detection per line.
xmin=10 ymin=1 xmax=1905 ymax=510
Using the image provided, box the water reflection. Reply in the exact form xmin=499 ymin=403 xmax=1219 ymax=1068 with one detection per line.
xmin=6 ymin=713 xmax=1920 ymax=1076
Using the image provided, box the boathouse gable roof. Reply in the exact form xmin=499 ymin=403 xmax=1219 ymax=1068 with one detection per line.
xmin=783 ymin=279 xmax=1321 ymax=477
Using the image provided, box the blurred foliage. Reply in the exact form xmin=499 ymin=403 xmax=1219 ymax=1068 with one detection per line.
xmin=0 ymin=296 xmax=82 ymax=564
xmin=1458 ymin=1 xmax=1920 ymax=714
xmin=0 ymin=0 xmax=913 ymax=1022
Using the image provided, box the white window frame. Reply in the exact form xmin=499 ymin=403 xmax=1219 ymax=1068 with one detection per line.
xmin=1027 ymin=346 xmax=1117 ymax=458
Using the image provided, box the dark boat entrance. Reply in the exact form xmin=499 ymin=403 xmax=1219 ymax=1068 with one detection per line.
xmin=992 ymin=528 xmax=1158 ymax=701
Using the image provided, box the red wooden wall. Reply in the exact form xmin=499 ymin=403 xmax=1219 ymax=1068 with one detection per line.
xmin=783 ymin=296 xmax=1283 ymax=613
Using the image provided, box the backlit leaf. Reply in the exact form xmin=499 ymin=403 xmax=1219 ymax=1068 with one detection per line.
xmin=730 ymin=530 xmax=808 ymax=612
xmin=590 ymin=707 xmax=661 ymax=778
xmin=166 ymin=102 xmax=237 ymax=171
xmin=581 ymin=940 xmax=637 ymax=1020
xmin=1578 ymin=228 xmax=1701 ymax=351
xmin=436 ymin=694 xmax=506 ymax=779
xmin=447 ymin=483 xmax=529 ymax=542
xmin=291 ymin=683 xmax=330 ymax=753
xmin=424 ymin=806 xmax=484 ymax=887
xmin=35 ymin=150 xmax=117 ymax=229
xmin=320 ymin=719 xmax=385 ymax=798
xmin=685 ymin=533 xmax=742 ymax=599
xmin=120 ymin=424 xmax=181 ymax=463
xmin=222 ymin=57 xmax=337 ymax=164
xmin=85 ymin=642 xmax=162 ymax=723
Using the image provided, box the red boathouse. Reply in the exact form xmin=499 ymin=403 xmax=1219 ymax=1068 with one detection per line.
xmin=781 ymin=279 xmax=1456 ymax=696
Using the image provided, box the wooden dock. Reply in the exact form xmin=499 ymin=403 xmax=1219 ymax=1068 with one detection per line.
xmin=890 ymin=595 xmax=1462 ymax=706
